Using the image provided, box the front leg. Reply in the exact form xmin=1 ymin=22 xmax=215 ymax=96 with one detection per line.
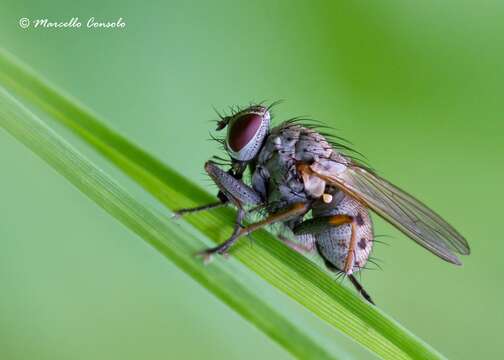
xmin=172 ymin=200 xmax=227 ymax=219
xmin=174 ymin=160 xmax=267 ymax=259
xmin=173 ymin=160 xmax=262 ymax=218
xmin=204 ymin=161 xmax=262 ymax=208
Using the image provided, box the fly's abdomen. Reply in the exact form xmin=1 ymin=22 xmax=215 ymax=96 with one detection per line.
xmin=311 ymin=194 xmax=374 ymax=274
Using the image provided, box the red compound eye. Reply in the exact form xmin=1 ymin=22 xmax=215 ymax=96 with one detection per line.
xmin=228 ymin=113 xmax=262 ymax=151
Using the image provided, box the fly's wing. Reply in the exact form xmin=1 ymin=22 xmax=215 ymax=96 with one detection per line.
xmin=310 ymin=159 xmax=470 ymax=265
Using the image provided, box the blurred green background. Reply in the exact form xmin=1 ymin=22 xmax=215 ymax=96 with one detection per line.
xmin=1 ymin=1 xmax=503 ymax=359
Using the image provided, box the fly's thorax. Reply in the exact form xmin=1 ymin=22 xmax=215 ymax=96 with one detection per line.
xmin=313 ymin=194 xmax=374 ymax=274
xmin=253 ymin=123 xmax=341 ymax=209
xmin=258 ymin=123 xmax=334 ymax=164
xmin=254 ymin=152 xmax=309 ymax=213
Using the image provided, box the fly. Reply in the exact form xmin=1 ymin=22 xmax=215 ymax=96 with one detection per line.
xmin=174 ymin=104 xmax=470 ymax=304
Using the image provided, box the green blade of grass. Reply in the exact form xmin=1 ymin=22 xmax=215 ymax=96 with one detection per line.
xmin=0 ymin=49 xmax=445 ymax=360
xmin=0 ymin=85 xmax=342 ymax=360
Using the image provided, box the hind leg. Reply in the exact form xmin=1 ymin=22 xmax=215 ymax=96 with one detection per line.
xmin=294 ymin=215 xmax=375 ymax=305
xmin=277 ymin=233 xmax=316 ymax=254
xmin=312 ymin=242 xmax=375 ymax=305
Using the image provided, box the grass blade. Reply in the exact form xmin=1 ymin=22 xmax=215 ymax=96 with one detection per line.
xmin=0 ymin=49 xmax=445 ymax=359
xmin=0 ymin=85 xmax=339 ymax=360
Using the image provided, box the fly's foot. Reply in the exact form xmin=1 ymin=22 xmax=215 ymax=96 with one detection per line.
xmin=196 ymin=249 xmax=215 ymax=265
xmin=171 ymin=211 xmax=183 ymax=220
xmin=196 ymin=240 xmax=235 ymax=263
xmin=195 ymin=208 xmax=245 ymax=263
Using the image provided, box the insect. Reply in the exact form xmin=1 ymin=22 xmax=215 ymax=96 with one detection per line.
xmin=175 ymin=104 xmax=470 ymax=304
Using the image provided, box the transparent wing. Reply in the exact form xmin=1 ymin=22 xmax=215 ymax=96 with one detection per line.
xmin=310 ymin=160 xmax=470 ymax=265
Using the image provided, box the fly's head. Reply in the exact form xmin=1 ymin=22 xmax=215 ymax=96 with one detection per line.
xmin=216 ymin=105 xmax=270 ymax=164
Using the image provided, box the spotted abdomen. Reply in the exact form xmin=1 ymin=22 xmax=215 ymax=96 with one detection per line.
xmin=311 ymin=193 xmax=374 ymax=274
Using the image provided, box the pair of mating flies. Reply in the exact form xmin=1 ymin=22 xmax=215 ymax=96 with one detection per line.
xmin=175 ymin=104 xmax=470 ymax=304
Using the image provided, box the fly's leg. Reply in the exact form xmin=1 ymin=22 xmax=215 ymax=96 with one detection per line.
xmin=198 ymin=203 xmax=309 ymax=260
xmin=173 ymin=200 xmax=226 ymax=219
xmin=347 ymin=274 xmax=375 ymax=305
xmin=313 ymin=241 xmax=375 ymax=305
xmin=276 ymin=218 xmax=317 ymax=253
xmin=173 ymin=161 xmax=262 ymax=218
xmin=198 ymin=208 xmax=245 ymax=262
xmin=294 ymin=215 xmax=375 ymax=305
xmin=293 ymin=215 xmax=354 ymax=235
xmin=203 ymin=161 xmax=262 ymax=208
xmin=277 ymin=230 xmax=316 ymax=254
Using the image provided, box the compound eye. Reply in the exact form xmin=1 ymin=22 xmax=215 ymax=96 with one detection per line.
xmin=228 ymin=113 xmax=262 ymax=152
xmin=226 ymin=108 xmax=270 ymax=161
